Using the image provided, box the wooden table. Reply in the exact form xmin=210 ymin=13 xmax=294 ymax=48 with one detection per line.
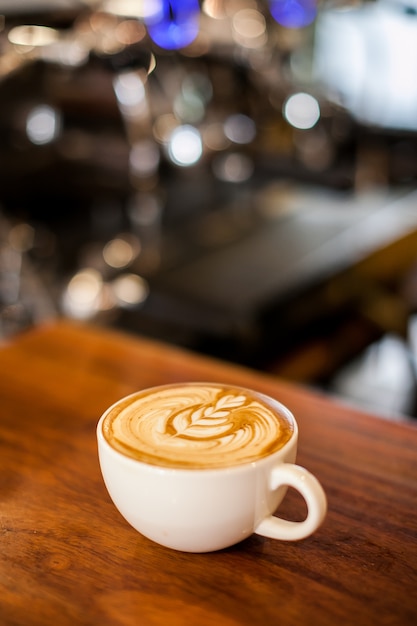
xmin=1 ymin=320 xmax=416 ymax=626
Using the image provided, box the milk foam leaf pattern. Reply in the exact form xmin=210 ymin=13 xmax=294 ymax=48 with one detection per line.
xmin=171 ymin=393 xmax=246 ymax=439
xmin=214 ymin=394 xmax=247 ymax=409
xmin=103 ymin=384 xmax=294 ymax=468
xmin=203 ymin=407 xmax=229 ymax=418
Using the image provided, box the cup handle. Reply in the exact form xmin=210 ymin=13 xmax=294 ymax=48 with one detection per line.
xmin=254 ymin=463 xmax=327 ymax=541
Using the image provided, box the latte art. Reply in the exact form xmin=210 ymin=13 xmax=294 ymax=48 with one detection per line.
xmin=102 ymin=383 xmax=293 ymax=469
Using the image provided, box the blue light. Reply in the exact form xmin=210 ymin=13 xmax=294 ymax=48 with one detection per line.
xmin=145 ymin=0 xmax=200 ymax=50
xmin=269 ymin=0 xmax=317 ymax=29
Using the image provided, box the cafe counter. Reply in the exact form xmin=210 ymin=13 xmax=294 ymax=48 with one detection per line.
xmin=0 ymin=320 xmax=416 ymax=625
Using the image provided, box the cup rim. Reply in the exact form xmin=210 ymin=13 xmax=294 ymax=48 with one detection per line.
xmin=97 ymin=382 xmax=298 ymax=474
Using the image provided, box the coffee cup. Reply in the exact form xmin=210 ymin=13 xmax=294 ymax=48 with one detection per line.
xmin=97 ymin=382 xmax=327 ymax=552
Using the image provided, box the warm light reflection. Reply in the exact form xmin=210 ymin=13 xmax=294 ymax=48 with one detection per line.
xmin=202 ymin=0 xmax=226 ymax=19
xmin=148 ymin=53 xmax=157 ymax=75
xmin=153 ymin=114 xmax=178 ymax=144
xmin=102 ymin=0 xmax=158 ymax=19
xmin=168 ymin=125 xmax=203 ymax=166
xmin=26 ymin=105 xmax=61 ymax=145
xmin=8 ymin=25 xmax=58 ymax=50
xmin=87 ymin=12 xmax=118 ymax=35
xmin=233 ymin=9 xmax=266 ymax=39
xmin=0 ymin=52 xmax=24 ymax=80
xmin=111 ymin=273 xmax=149 ymax=307
xmin=87 ymin=12 xmax=125 ymax=55
xmin=283 ymin=92 xmax=320 ymax=129
xmin=103 ymin=235 xmax=140 ymax=269
xmin=63 ymin=269 xmax=103 ymax=319
xmin=203 ymin=122 xmax=230 ymax=151
xmin=232 ymin=8 xmax=267 ymax=48
xmin=115 ymin=20 xmax=147 ymax=45
xmin=8 ymin=223 xmax=35 ymax=252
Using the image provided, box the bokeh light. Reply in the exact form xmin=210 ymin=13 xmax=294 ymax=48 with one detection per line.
xmin=168 ymin=125 xmax=203 ymax=166
xmin=232 ymin=8 xmax=267 ymax=49
xmin=224 ymin=114 xmax=256 ymax=144
xmin=153 ymin=113 xmax=179 ymax=144
xmin=8 ymin=24 xmax=58 ymax=51
xmin=111 ymin=273 xmax=149 ymax=307
xmin=115 ymin=19 xmax=147 ymax=45
xmin=212 ymin=152 xmax=254 ymax=182
xmin=103 ymin=235 xmax=141 ymax=269
xmin=269 ymin=0 xmax=317 ymax=29
xmin=145 ymin=0 xmax=200 ymax=50
xmin=62 ymin=269 xmax=103 ymax=319
xmin=113 ymin=71 xmax=147 ymax=118
xmin=129 ymin=140 xmax=160 ymax=178
xmin=283 ymin=92 xmax=320 ymax=129
xmin=8 ymin=223 xmax=35 ymax=252
xmin=203 ymin=122 xmax=230 ymax=151
xmin=26 ymin=105 xmax=61 ymax=145
xmin=102 ymin=0 xmax=153 ymax=19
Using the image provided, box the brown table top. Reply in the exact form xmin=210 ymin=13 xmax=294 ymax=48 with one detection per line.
xmin=1 ymin=320 xmax=416 ymax=626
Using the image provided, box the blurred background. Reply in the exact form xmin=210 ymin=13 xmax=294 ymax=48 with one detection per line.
xmin=2 ymin=0 xmax=417 ymax=420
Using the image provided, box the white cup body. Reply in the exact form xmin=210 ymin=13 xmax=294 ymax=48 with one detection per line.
xmin=97 ymin=388 xmax=327 ymax=553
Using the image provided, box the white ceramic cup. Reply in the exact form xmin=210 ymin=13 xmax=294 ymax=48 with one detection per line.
xmin=97 ymin=384 xmax=327 ymax=553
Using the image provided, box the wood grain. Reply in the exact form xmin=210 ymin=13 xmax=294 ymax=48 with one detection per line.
xmin=0 ymin=320 xmax=416 ymax=626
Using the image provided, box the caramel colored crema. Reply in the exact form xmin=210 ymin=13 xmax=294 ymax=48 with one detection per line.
xmin=101 ymin=383 xmax=294 ymax=469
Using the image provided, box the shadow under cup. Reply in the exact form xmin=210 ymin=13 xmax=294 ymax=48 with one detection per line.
xmin=96 ymin=383 xmax=327 ymax=553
